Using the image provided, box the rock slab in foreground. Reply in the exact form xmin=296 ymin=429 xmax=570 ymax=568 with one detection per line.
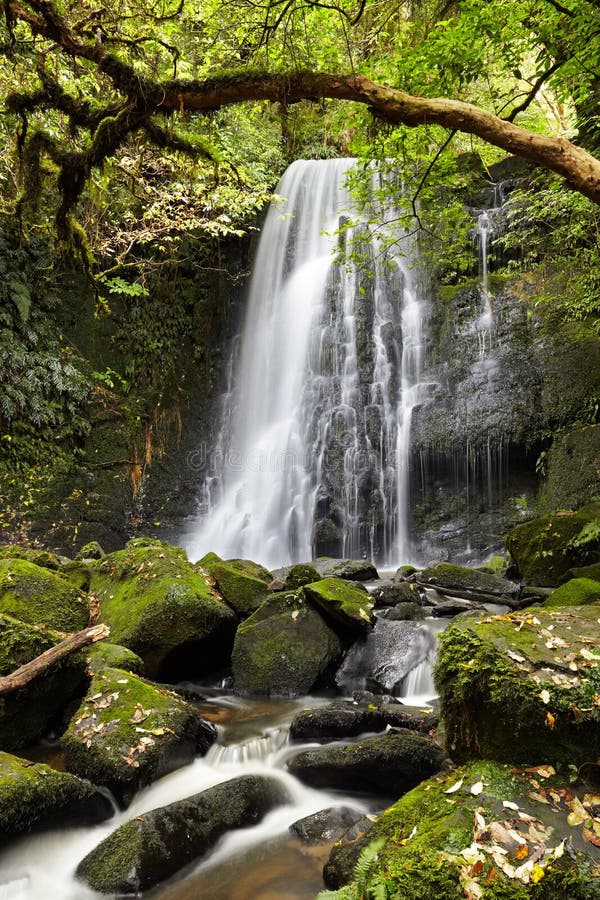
xmin=61 ymin=666 xmax=216 ymax=805
xmin=0 ymin=751 xmax=113 ymax=842
xmin=321 ymin=761 xmax=600 ymax=898
xmin=76 ymin=774 xmax=289 ymax=894
xmin=288 ymin=730 xmax=445 ymax=795
xmin=232 ymin=590 xmax=342 ymax=696
xmin=435 ymin=604 xmax=600 ymax=765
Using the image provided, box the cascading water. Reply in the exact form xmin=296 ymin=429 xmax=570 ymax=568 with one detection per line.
xmin=185 ymin=159 xmax=428 ymax=569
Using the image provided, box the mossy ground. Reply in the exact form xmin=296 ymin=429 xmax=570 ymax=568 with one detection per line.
xmin=61 ymin=666 xmax=213 ymax=803
xmin=0 ymin=558 xmax=90 ymax=632
xmin=90 ymin=538 xmax=236 ymax=677
xmin=435 ymin=605 xmax=600 ymax=766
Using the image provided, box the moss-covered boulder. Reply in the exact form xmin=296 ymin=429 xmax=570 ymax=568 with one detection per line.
xmin=560 ymin=562 xmax=600 ymax=584
xmin=197 ymin=554 xmax=272 ymax=617
xmin=417 ymin=562 xmax=519 ymax=601
xmin=272 ymin=563 xmax=322 ymax=590
xmin=312 ymin=557 xmax=379 ymax=582
xmin=76 ymin=541 xmax=106 ymax=560
xmin=321 ymin=760 xmax=600 ymax=899
xmin=288 ymin=730 xmax=445 ymax=794
xmin=545 ymin=577 xmax=600 ymax=608
xmin=0 ymin=558 xmax=90 ymax=632
xmin=86 ymin=642 xmax=145 ymax=674
xmin=0 ymin=614 xmax=89 ymax=750
xmin=304 ymin=578 xmax=374 ymax=636
xmin=0 ymin=544 xmax=62 ymax=570
xmin=76 ymin=774 xmax=289 ymax=894
xmin=90 ymin=538 xmax=237 ymax=679
xmin=371 ymin=581 xmax=421 ymax=607
xmin=435 ymin=605 xmax=600 ymax=766
xmin=0 ymin=751 xmax=113 ymax=842
xmin=231 ymin=590 xmax=342 ymax=696
xmin=61 ymin=666 xmax=216 ymax=805
xmin=506 ymin=503 xmax=600 ymax=586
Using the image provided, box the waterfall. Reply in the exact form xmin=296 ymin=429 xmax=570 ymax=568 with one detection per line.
xmin=186 ymin=159 xmax=428 ymax=569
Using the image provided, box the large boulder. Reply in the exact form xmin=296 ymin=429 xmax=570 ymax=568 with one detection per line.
xmin=506 ymin=503 xmax=600 ymax=586
xmin=303 ymin=578 xmax=374 ymax=636
xmin=0 ymin=614 xmax=89 ymax=750
xmin=232 ymin=590 xmax=342 ymax=696
xmin=288 ymin=730 xmax=445 ymax=794
xmin=371 ymin=581 xmax=421 ymax=607
xmin=85 ymin=641 xmax=145 ymax=674
xmin=324 ymin=760 xmax=600 ymax=898
xmin=271 ymin=563 xmax=322 ymax=590
xmin=197 ymin=553 xmax=272 ymax=617
xmin=544 ymin=577 xmax=600 ymax=608
xmin=416 ymin=562 xmax=519 ymax=602
xmin=312 ymin=557 xmax=379 ymax=582
xmin=290 ymin=696 xmax=437 ymax=742
xmin=0 ymin=751 xmax=113 ymax=842
xmin=0 ymin=558 xmax=90 ymax=632
xmin=90 ymin=538 xmax=237 ymax=679
xmin=322 ymin=815 xmax=375 ymax=889
xmin=336 ymin=619 xmax=435 ymax=694
xmin=61 ymin=666 xmax=216 ymax=805
xmin=76 ymin=774 xmax=289 ymax=894
xmin=435 ymin=604 xmax=600 ymax=766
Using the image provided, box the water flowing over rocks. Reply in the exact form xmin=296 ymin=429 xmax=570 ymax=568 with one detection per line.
xmin=76 ymin=774 xmax=290 ymax=894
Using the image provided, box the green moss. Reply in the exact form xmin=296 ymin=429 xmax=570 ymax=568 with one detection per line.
xmin=303 ymin=578 xmax=374 ymax=635
xmin=86 ymin=642 xmax=144 ymax=674
xmin=435 ymin=605 xmax=600 ymax=766
xmin=285 ymin=564 xmax=321 ymax=589
xmin=545 ymin=578 xmax=600 ymax=607
xmin=0 ymin=614 xmax=89 ymax=750
xmin=506 ymin=503 xmax=600 ymax=586
xmin=540 ymin=425 xmax=600 ymax=512
xmin=0 ymin=545 xmax=62 ymax=570
xmin=0 ymin=751 xmax=112 ymax=839
xmin=61 ymin=666 xmax=213 ymax=803
xmin=75 ymin=541 xmax=106 ymax=560
xmin=199 ymin=557 xmax=272 ymax=617
xmin=90 ymin=539 xmax=237 ymax=677
xmin=0 ymin=558 xmax=90 ymax=632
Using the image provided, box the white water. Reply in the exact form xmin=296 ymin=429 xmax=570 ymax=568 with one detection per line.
xmin=186 ymin=159 xmax=429 ymax=569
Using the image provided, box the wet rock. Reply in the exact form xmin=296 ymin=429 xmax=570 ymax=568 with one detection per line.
xmin=90 ymin=538 xmax=237 ymax=679
xmin=197 ymin=553 xmax=272 ymax=617
xmin=436 ymin=604 xmax=600 ymax=765
xmin=336 ymin=619 xmax=435 ymax=694
xmin=304 ymin=577 xmax=374 ymax=636
xmin=86 ymin=642 xmax=145 ymax=675
xmin=322 ymin=815 xmax=374 ymax=889
xmin=0 ymin=614 xmax=89 ymax=750
xmin=61 ymin=666 xmax=216 ymax=805
xmin=371 ymin=581 xmax=421 ymax=607
xmin=232 ymin=590 xmax=342 ymax=696
xmin=416 ymin=562 xmax=519 ymax=602
xmin=335 ymin=760 xmax=600 ymax=899
xmin=0 ymin=751 xmax=113 ymax=843
xmin=506 ymin=503 xmax=600 ymax=586
xmin=377 ymin=602 xmax=426 ymax=621
xmin=290 ymin=696 xmax=437 ymax=741
xmin=430 ymin=598 xmax=486 ymax=617
xmin=312 ymin=557 xmax=379 ymax=582
xmin=289 ymin=806 xmax=363 ymax=843
xmin=0 ymin=558 xmax=90 ymax=632
xmin=559 ymin=562 xmax=600 ymax=584
xmin=288 ymin=730 xmax=445 ymax=795
xmin=76 ymin=774 xmax=289 ymax=895
xmin=392 ymin=565 xmax=419 ymax=582
xmin=544 ymin=577 xmax=600 ymax=607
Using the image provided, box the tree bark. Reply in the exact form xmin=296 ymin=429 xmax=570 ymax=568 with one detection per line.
xmin=0 ymin=624 xmax=110 ymax=696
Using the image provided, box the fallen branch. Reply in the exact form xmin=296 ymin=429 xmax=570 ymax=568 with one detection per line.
xmin=0 ymin=623 xmax=110 ymax=696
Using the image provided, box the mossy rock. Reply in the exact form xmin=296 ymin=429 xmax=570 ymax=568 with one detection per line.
xmin=58 ymin=559 xmax=92 ymax=592
xmin=0 ymin=545 xmax=62 ymax=570
xmin=303 ymin=577 xmax=374 ymax=636
xmin=76 ymin=774 xmax=289 ymax=894
xmin=435 ymin=605 xmax=600 ymax=766
xmin=541 ymin=424 xmax=600 ymax=512
xmin=0 ymin=614 xmax=89 ymax=750
xmin=0 ymin=558 xmax=90 ymax=632
xmin=545 ymin=578 xmax=600 ymax=608
xmin=417 ymin=563 xmax=518 ymax=599
xmin=560 ymin=562 xmax=600 ymax=584
xmin=75 ymin=541 xmax=106 ymax=560
xmin=86 ymin=642 xmax=145 ymax=674
xmin=283 ymin=563 xmax=322 ymax=590
xmin=321 ymin=760 xmax=600 ymax=899
xmin=288 ymin=730 xmax=445 ymax=795
xmin=506 ymin=504 xmax=600 ymax=587
xmin=231 ymin=590 xmax=342 ymax=696
xmin=312 ymin=557 xmax=379 ymax=582
xmin=477 ymin=555 xmax=508 ymax=576
xmin=197 ymin=555 xmax=272 ymax=617
xmin=90 ymin=539 xmax=237 ymax=679
xmin=61 ymin=666 xmax=216 ymax=805
xmin=0 ymin=751 xmax=113 ymax=842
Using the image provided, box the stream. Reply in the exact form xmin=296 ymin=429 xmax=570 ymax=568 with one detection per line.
xmin=0 ymin=622 xmax=440 ymax=900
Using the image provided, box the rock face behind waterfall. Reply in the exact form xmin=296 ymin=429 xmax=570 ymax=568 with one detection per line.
xmin=336 ymin=618 xmax=435 ymax=694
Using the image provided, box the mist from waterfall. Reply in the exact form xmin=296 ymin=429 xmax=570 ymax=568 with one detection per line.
xmin=185 ymin=159 xmax=428 ymax=569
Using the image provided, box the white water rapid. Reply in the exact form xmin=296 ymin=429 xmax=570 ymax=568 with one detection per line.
xmin=185 ymin=159 xmax=429 ymax=569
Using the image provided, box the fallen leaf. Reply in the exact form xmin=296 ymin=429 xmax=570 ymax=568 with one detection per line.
xmin=515 ymin=843 xmax=529 ymax=860
xmin=291 ymin=610 xmax=299 ymax=621
xmin=539 ymin=689 xmax=551 ymax=704
xmin=531 ymin=864 xmax=545 ymax=883
xmin=503 ymin=800 xmax=519 ymax=811
xmin=546 ymin=711 xmax=556 ymax=729
xmin=444 ymin=778 xmax=463 ymax=794
xmin=507 ymin=650 xmax=526 ymax=663
xmin=471 ymin=780 xmax=484 ymax=796
xmin=567 ymin=797 xmax=589 ymax=826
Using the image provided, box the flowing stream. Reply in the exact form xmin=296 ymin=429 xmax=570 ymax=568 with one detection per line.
xmin=185 ymin=159 xmax=430 ymax=569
